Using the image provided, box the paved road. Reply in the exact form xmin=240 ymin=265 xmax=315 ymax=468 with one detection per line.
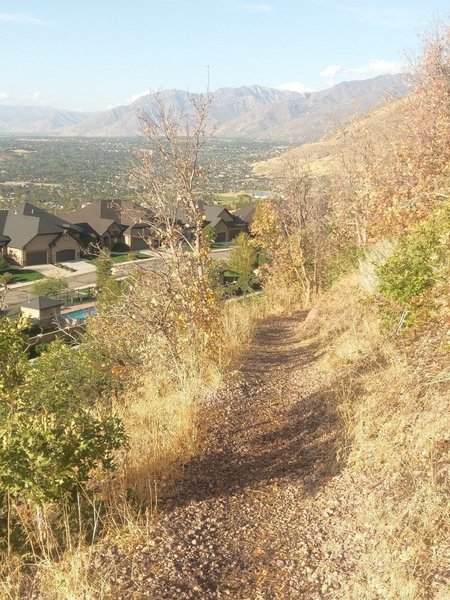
xmin=4 ymin=249 xmax=230 ymax=310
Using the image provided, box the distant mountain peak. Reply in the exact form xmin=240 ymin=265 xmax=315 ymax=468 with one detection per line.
xmin=0 ymin=74 xmax=408 ymax=142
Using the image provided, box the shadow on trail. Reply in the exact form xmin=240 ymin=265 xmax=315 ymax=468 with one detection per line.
xmin=169 ymin=311 xmax=344 ymax=507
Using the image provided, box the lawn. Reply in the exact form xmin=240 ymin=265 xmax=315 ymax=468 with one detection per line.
xmin=216 ymin=192 xmax=254 ymax=210
xmin=110 ymin=253 xmax=149 ymax=264
xmin=92 ymin=253 xmax=149 ymax=266
xmin=2 ymin=269 xmax=44 ymax=283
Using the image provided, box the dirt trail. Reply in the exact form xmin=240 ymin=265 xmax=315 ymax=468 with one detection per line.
xmin=95 ymin=312 xmax=364 ymax=599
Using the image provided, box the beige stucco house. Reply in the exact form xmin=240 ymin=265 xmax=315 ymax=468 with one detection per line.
xmin=0 ymin=203 xmax=82 ymax=266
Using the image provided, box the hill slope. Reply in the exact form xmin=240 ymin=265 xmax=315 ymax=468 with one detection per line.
xmin=253 ymin=96 xmax=408 ymax=177
xmin=0 ymin=105 xmax=91 ymax=134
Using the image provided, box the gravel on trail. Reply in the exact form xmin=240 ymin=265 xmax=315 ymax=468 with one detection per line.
xmin=91 ymin=311 xmax=368 ymax=599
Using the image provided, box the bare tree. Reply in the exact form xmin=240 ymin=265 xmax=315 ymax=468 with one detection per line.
xmin=131 ymin=92 xmax=214 ymax=280
xmin=108 ymin=92 xmax=223 ymax=367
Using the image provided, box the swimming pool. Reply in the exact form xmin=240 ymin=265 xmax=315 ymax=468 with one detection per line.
xmin=65 ymin=306 xmax=97 ymax=322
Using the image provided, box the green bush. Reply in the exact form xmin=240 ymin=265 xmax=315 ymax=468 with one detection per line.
xmin=203 ymin=224 xmax=217 ymax=247
xmin=324 ymin=245 xmax=365 ymax=290
xmin=0 ymin=328 xmax=126 ymax=507
xmin=111 ymin=241 xmax=129 ymax=252
xmin=227 ymin=232 xmax=259 ymax=294
xmin=376 ymin=201 xmax=449 ymax=323
xmin=96 ymin=249 xmax=114 ymax=289
xmin=31 ymin=276 xmax=69 ymax=297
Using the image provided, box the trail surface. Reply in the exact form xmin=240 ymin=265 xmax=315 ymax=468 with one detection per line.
xmin=94 ymin=312 xmax=364 ymax=599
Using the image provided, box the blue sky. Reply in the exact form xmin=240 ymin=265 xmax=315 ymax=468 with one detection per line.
xmin=0 ymin=0 xmax=448 ymax=111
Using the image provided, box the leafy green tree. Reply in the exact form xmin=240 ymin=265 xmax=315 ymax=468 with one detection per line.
xmin=227 ymin=232 xmax=259 ymax=293
xmin=96 ymin=249 xmax=114 ymax=289
xmin=31 ymin=276 xmax=69 ymax=297
xmin=0 ymin=253 xmax=7 ymax=271
xmin=0 ymin=317 xmax=29 ymax=397
xmin=203 ymin=224 xmax=217 ymax=247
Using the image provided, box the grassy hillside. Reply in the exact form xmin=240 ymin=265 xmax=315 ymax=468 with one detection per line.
xmin=253 ymin=97 xmax=408 ymax=178
xmin=303 ymin=233 xmax=449 ymax=598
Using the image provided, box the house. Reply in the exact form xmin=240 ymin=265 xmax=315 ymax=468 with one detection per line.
xmin=0 ymin=211 xmax=11 ymax=257
xmin=203 ymin=205 xmax=247 ymax=243
xmin=61 ymin=200 xmax=156 ymax=251
xmin=20 ymin=296 xmax=63 ymax=328
xmin=233 ymin=205 xmax=256 ymax=228
xmin=0 ymin=233 xmax=10 ymax=255
xmin=0 ymin=203 xmax=82 ymax=266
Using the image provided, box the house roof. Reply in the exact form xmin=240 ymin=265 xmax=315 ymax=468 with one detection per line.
xmin=22 ymin=296 xmax=63 ymax=310
xmin=0 ymin=233 xmax=10 ymax=245
xmin=233 ymin=205 xmax=256 ymax=224
xmin=0 ymin=203 xmax=82 ymax=249
xmin=202 ymin=205 xmax=246 ymax=229
xmin=61 ymin=200 xmax=154 ymax=237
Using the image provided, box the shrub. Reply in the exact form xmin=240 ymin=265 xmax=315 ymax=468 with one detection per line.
xmin=203 ymin=224 xmax=217 ymax=247
xmin=376 ymin=201 xmax=450 ymax=323
xmin=31 ymin=276 xmax=69 ymax=297
xmin=96 ymin=249 xmax=114 ymax=289
xmin=0 ymin=337 xmax=126 ymax=506
xmin=0 ymin=272 xmax=13 ymax=287
xmin=111 ymin=241 xmax=129 ymax=252
xmin=323 ymin=245 xmax=365 ymax=290
xmin=227 ymin=232 xmax=259 ymax=293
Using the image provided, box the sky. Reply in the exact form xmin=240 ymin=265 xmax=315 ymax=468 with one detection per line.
xmin=0 ymin=0 xmax=449 ymax=112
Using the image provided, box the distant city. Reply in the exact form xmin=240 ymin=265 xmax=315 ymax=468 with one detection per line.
xmin=0 ymin=137 xmax=289 ymax=211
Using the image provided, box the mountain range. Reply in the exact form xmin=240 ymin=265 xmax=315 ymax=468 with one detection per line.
xmin=0 ymin=74 xmax=408 ymax=143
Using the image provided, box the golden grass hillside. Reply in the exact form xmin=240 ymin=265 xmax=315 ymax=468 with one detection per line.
xmin=305 ymin=251 xmax=449 ymax=600
xmin=253 ymin=97 xmax=408 ymax=178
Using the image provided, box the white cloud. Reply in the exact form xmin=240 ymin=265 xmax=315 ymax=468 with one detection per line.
xmin=126 ymin=89 xmax=153 ymax=104
xmin=0 ymin=92 xmax=9 ymax=101
xmin=320 ymin=64 xmax=343 ymax=79
xmin=346 ymin=59 xmax=403 ymax=78
xmin=0 ymin=13 xmax=45 ymax=26
xmin=239 ymin=3 xmax=273 ymax=14
xmin=321 ymin=59 xmax=403 ymax=86
xmin=277 ymin=81 xmax=313 ymax=94
xmin=31 ymin=91 xmax=41 ymax=101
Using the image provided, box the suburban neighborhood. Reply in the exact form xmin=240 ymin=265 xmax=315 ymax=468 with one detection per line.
xmin=0 ymin=200 xmax=253 ymax=267
xmin=0 ymin=198 xmax=256 ymax=330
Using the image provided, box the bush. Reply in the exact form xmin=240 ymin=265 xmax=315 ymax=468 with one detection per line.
xmin=31 ymin=276 xmax=69 ymax=297
xmin=227 ymin=232 xmax=259 ymax=294
xmin=0 ymin=336 xmax=126 ymax=506
xmin=203 ymin=224 xmax=217 ymax=247
xmin=96 ymin=249 xmax=113 ymax=289
xmin=0 ymin=272 xmax=13 ymax=287
xmin=376 ymin=201 xmax=449 ymax=322
xmin=323 ymin=245 xmax=365 ymax=290
xmin=112 ymin=241 xmax=129 ymax=252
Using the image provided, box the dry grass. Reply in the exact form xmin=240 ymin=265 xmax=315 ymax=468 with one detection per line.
xmin=107 ymin=293 xmax=273 ymax=511
xmin=0 ymin=292 xmax=278 ymax=600
xmin=307 ymin=257 xmax=450 ymax=599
